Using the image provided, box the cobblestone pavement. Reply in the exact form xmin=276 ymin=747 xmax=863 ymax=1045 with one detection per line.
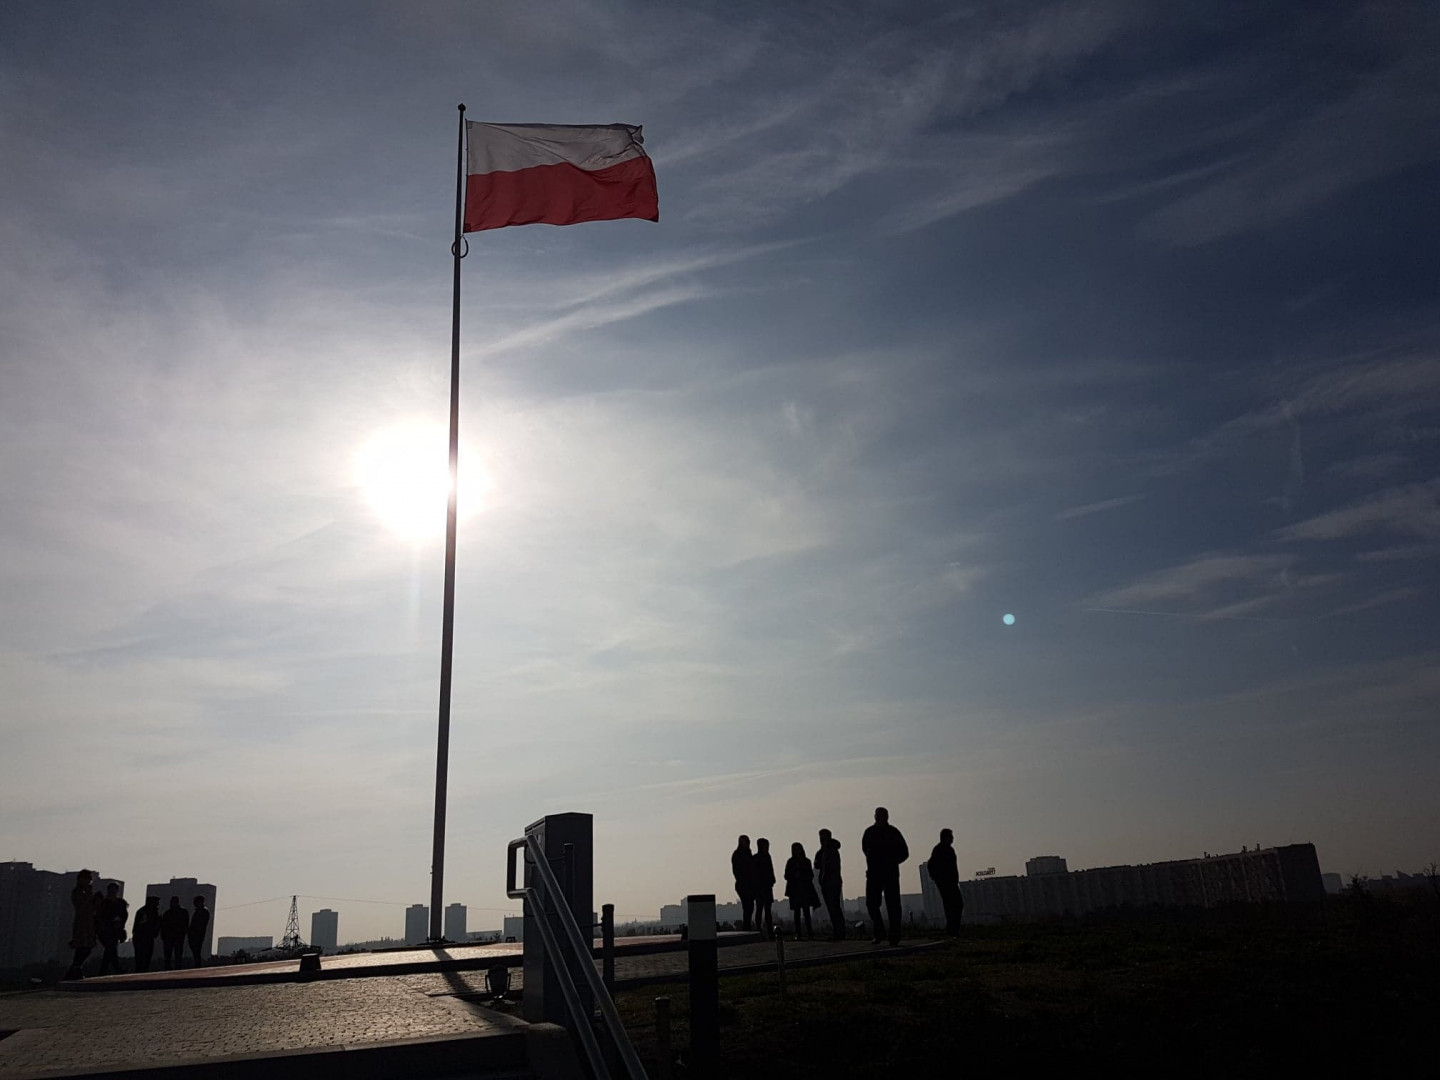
xmin=0 ymin=978 xmax=510 ymax=1077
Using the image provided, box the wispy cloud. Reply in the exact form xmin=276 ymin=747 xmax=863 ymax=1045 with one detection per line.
xmin=1089 ymin=553 xmax=1295 ymax=611
xmin=1278 ymin=481 xmax=1440 ymax=543
xmin=1055 ymin=493 xmax=1146 ymax=521
xmin=1141 ymin=6 xmax=1440 ymax=245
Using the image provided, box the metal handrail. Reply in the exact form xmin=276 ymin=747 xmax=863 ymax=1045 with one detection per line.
xmin=508 ymin=835 xmax=649 ymax=1080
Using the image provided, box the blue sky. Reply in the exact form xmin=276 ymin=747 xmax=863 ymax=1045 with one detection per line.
xmin=2 ymin=0 xmax=1438 ymax=942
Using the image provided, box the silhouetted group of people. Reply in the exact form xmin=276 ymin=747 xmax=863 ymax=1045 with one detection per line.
xmin=64 ymin=869 xmax=210 ymax=979
xmin=731 ymin=808 xmax=965 ymax=946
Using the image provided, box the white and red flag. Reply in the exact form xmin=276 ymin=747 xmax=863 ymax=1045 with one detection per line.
xmin=463 ymin=122 xmax=659 ymax=233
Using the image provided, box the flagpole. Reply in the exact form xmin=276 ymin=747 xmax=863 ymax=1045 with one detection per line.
xmin=430 ymin=101 xmax=466 ymax=943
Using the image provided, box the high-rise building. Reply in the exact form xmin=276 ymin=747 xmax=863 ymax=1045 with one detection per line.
xmin=443 ymin=903 xmax=467 ymax=942
xmin=404 ymin=904 xmax=428 ymax=945
xmin=310 ymin=909 xmax=339 ymax=951
xmin=145 ymin=878 xmax=217 ymax=961
xmin=1 ymin=863 xmax=123 ymax=967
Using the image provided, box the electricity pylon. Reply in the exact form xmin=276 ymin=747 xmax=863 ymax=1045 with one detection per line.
xmin=279 ymin=895 xmax=306 ymax=951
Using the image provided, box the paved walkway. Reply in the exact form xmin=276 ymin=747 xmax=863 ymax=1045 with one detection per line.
xmin=0 ymin=977 xmax=522 ymax=1079
xmin=0 ymin=938 xmax=944 ymax=1077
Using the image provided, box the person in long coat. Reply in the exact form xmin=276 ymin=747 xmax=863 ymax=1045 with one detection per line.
xmin=96 ymin=883 xmax=129 ymax=975
xmin=927 ymin=828 xmax=964 ymax=936
xmin=63 ymin=870 xmax=99 ymax=980
xmin=132 ymin=896 xmax=162 ymax=973
xmin=752 ymin=837 xmax=776 ymax=940
xmin=187 ymin=895 xmax=211 ymax=967
xmin=815 ymin=828 xmax=846 ymax=940
xmin=784 ymin=842 xmax=822 ymax=939
xmin=730 ymin=835 xmax=757 ymax=931
xmin=160 ymin=896 xmax=189 ymax=970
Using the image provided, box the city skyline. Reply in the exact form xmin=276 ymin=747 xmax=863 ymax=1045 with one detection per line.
xmin=3 ymin=0 xmax=1439 ymax=945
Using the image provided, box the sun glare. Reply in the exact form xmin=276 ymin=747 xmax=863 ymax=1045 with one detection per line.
xmin=354 ymin=421 xmax=492 ymax=542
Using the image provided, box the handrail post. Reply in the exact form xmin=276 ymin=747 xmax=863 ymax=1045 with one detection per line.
xmin=654 ymin=997 xmax=672 ymax=1080
xmin=686 ymin=894 xmax=718 ymax=1080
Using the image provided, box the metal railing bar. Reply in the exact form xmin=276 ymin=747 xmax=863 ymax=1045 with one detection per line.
xmin=509 ymin=834 xmax=649 ymax=1080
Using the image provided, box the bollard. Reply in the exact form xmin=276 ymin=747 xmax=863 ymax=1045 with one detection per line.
xmin=775 ymin=930 xmax=787 ymax=996
xmin=602 ymin=903 xmax=616 ymax=994
xmin=655 ymin=996 xmax=673 ymax=1080
xmin=686 ymin=893 xmax=718 ymax=1079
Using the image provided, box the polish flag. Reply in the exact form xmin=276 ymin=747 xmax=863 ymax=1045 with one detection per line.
xmin=464 ymin=122 xmax=659 ymax=233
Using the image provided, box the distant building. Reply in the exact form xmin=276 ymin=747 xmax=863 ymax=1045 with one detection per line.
xmin=337 ymin=936 xmax=402 ymax=952
xmin=1322 ymin=873 xmax=1344 ymax=895
xmin=659 ymin=900 xmax=744 ymax=927
xmin=217 ymin=935 xmax=272 ymax=955
xmin=0 ymin=862 xmax=123 ymax=967
xmin=310 ymin=909 xmax=339 ymax=952
xmin=1366 ymin=870 xmax=1435 ymax=895
xmin=444 ymin=903 xmax=467 ymax=942
xmin=963 ymin=845 xmax=1324 ymax=919
xmin=503 ymin=915 xmax=524 ymax=942
xmin=404 ymin=904 xmax=428 ymax=945
xmin=1026 ymin=856 xmax=1068 ymax=876
xmin=145 ymin=879 xmax=217 ymax=960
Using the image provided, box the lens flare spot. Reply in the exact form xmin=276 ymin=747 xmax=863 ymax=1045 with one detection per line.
xmin=1002 ymin=613 xmax=1016 ymax=626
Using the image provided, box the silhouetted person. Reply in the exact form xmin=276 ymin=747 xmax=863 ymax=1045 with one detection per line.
xmin=132 ymin=896 xmax=162 ymax=973
xmin=63 ymin=870 xmax=98 ymax=980
xmin=815 ymin=828 xmax=845 ymax=940
xmin=160 ymin=896 xmax=189 ymax=969
xmin=753 ymin=837 xmax=776 ymax=940
xmin=731 ymin=835 xmax=757 ymax=931
xmin=784 ymin=842 xmax=821 ymax=939
xmin=97 ymin=883 xmax=129 ymax=975
xmin=861 ymin=807 xmax=908 ymax=946
xmin=188 ymin=895 xmax=211 ymax=967
xmin=928 ymin=828 xmax=963 ymax=936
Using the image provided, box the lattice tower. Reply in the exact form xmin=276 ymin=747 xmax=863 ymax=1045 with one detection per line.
xmin=279 ymin=895 xmax=306 ymax=950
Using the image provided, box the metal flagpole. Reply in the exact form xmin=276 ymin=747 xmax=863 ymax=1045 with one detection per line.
xmin=430 ymin=102 xmax=466 ymax=943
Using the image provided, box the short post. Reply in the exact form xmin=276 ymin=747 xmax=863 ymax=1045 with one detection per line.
xmin=602 ymin=903 xmax=616 ymax=993
xmin=686 ymin=893 xmax=718 ymax=1079
xmin=775 ymin=930 xmax=787 ymax=996
xmin=655 ymin=996 xmax=673 ymax=1080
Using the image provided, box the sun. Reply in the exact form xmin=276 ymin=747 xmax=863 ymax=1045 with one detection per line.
xmin=354 ymin=420 xmax=492 ymax=541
